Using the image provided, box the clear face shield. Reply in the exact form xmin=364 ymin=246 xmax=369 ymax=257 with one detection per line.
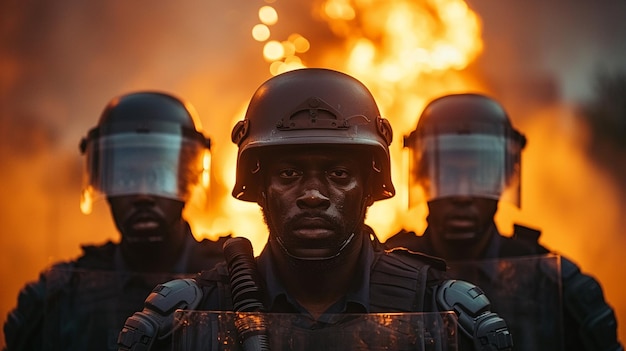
xmin=407 ymin=129 xmax=522 ymax=208
xmin=80 ymin=129 xmax=210 ymax=214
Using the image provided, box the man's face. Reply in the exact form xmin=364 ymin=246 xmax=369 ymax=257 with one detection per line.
xmin=107 ymin=194 xmax=185 ymax=245
xmin=261 ymin=147 xmax=369 ymax=260
xmin=427 ymin=196 xmax=498 ymax=244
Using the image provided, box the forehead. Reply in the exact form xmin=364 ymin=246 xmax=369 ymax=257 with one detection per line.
xmin=112 ymin=151 xmax=171 ymax=168
xmin=264 ymin=145 xmax=362 ymax=166
xmin=439 ymin=150 xmax=484 ymax=165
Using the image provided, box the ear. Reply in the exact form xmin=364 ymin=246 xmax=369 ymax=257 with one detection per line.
xmin=257 ymin=190 xmax=267 ymax=209
xmin=365 ymin=194 xmax=374 ymax=207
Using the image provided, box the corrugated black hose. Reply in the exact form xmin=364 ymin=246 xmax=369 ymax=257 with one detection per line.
xmin=223 ymin=237 xmax=270 ymax=351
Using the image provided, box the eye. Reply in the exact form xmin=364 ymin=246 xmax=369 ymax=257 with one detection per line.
xmin=327 ymin=168 xmax=353 ymax=185
xmin=279 ymin=168 xmax=301 ymax=179
xmin=146 ymin=166 xmax=171 ymax=185
xmin=113 ymin=171 xmax=136 ymax=190
xmin=327 ymin=168 xmax=349 ymax=179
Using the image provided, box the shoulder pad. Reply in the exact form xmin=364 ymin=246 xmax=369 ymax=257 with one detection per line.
xmin=43 ymin=262 xmax=76 ymax=294
xmin=3 ymin=280 xmax=49 ymax=350
xmin=385 ymin=247 xmax=447 ymax=271
xmin=436 ymin=280 xmax=513 ymax=351
xmin=559 ymin=257 xmax=622 ymax=351
xmin=118 ymin=278 xmax=203 ymax=350
xmin=559 ymin=255 xmax=582 ymax=280
xmin=4 ymin=262 xmax=77 ymax=350
xmin=533 ymin=253 xmax=562 ymax=284
xmin=383 ymin=230 xmax=421 ymax=249
xmin=145 ymin=278 xmax=203 ymax=316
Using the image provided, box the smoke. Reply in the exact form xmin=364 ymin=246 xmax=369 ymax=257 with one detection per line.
xmin=578 ymin=70 xmax=626 ymax=204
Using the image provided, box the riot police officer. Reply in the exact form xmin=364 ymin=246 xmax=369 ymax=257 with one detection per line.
xmin=385 ymin=93 xmax=622 ymax=351
xmin=3 ymin=91 xmax=229 ymax=350
xmin=117 ymin=69 xmax=513 ymax=351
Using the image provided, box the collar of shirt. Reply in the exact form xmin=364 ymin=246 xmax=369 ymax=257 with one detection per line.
xmin=257 ymin=229 xmax=375 ymax=320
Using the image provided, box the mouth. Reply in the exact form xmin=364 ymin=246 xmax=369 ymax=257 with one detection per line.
xmin=291 ymin=217 xmax=335 ymax=239
xmin=443 ymin=216 xmax=478 ymax=240
xmin=446 ymin=217 xmax=475 ymax=229
xmin=124 ymin=212 xmax=164 ymax=242
xmin=131 ymin=219 xmax=159 ymax=231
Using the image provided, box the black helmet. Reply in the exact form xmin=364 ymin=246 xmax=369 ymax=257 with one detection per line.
xmin=231 ymin=68 xmax=395 ymax=203
xmin=404 ymin=93 xmax=526 ymax=207
xmin=79 ymin=91 xmax=211 ymax=214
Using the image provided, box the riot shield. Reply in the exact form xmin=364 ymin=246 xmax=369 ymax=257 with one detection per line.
xmin=172 ymin=311 xmax=458 ymax=351
xmin=446 ymin=254 xmax=562 ymax=351
xmin=41 ymin=267 xmax=194 ymax=351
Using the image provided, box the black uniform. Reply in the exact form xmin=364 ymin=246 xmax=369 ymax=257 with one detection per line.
xmin=198 ymin=228 xmax=447 ymax=314
xmin=3 ymin=225 xmax=229 ymax=351
xmin=385 ymin=223 xmax=623 ymax=351
xmin=125 ymin=226 xmax=511 ymax=351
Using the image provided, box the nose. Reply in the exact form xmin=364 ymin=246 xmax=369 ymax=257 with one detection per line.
xmin=448 ymin=176 xmax=473 ymax=204
xmin=132 ymin=192 xmax=157 ymax=207
xmin=449 ymin=194 xmax=473 ymax=205
xmin=455 ymin=174 xmax=473 ymax=195
xmin=296 ymin=188 xmax=330 ymax=209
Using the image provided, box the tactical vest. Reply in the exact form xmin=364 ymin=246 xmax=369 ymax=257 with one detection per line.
xmin=197 ymin=248 xmax=445 ymax=314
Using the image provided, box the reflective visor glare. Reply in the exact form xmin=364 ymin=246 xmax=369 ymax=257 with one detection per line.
xmin=421 ymin=134 xmax=506 ymax=200
xmin=94 ymin=133 xmax=201 ymax=200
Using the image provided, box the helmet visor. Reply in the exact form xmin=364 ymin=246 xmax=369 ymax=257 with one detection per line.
xmin=408 ymin=133 xmax=521 ymax=207
xmin=82 ymin=132 xmax=205 ymax=206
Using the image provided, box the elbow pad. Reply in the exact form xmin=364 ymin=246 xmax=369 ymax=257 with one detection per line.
xmin=117 ymin=278 xmax=203 ymax=351
xmin=436 ymin=280 xmax=513 ymax=351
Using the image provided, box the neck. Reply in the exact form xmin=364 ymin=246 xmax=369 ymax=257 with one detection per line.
xmin=430 ymin=223 xmax=496 ymax=261
xmin=271 ymin=232 xmax=363 ymax=317
xmin=121 ymin=220 xmax=188 ymax=272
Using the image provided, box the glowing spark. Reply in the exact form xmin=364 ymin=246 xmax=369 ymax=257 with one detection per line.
xmin=263 ymin=40 xmax=285 ymax=61
xmin=252 ymin=24 xmax=271 ymax=42
xmin=259 ymin=6 xmax=278 ymax=25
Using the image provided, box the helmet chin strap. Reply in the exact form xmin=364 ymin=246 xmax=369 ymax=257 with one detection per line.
xmin=275 ymin=232 xmax=355 ymax=261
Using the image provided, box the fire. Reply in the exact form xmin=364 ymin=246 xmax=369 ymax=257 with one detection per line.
xmin=194 ymin=0 xmax=485 ymax=252
xmin=313 ymin=0 xmax=484 ymax=240
xmin=317 ymin=0 xmax=483 ymax=73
